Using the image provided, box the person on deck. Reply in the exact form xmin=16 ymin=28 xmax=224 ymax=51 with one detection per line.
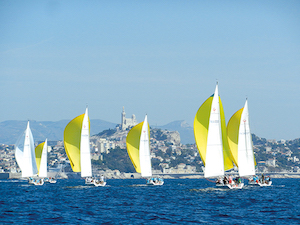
xmin=261 ymin=174 xmax=265 ymax=183
xmin=100 ymin=175 xmax=104 ymax=183
xmin=229 ymin=175 xmax=233 ymax=184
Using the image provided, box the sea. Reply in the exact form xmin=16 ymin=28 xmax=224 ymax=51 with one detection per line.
xmin=0 ymin=178 xmax=299 ymax=224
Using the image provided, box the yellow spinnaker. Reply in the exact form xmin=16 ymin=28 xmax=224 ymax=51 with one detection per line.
xmin=227 ymin=107 xmax=243 ymax=167
xmin=227 ymin=107 xmax=257 ymax=167
xmin=64 ymin=114 xmax=90 ymax=172
xmin=194 ymin=94 xmax=234 ymax=171
xmin=35 ymin=142 xmax=45 ymax=174
xmin=126 ymin=121 xmax=150 ymax=173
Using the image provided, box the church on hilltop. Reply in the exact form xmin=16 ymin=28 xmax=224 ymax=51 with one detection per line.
xmin=120 ymin=107 xmax=138 ymax=130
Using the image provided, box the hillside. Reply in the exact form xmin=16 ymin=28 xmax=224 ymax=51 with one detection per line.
xmin=0 ymin=119 xmax=194 ymax=145
xmin=154 ymin=120 xmax=194 ymax=144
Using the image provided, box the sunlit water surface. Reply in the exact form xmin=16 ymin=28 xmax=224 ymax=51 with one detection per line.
xmin=0 ymin=178 xmax=299 ymax=224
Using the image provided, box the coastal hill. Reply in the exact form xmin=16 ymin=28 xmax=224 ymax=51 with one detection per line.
xmin=0 ymin=119 xmax=194 ymax=145
xmin=0 ymin=120 xmax=117 ymax=145
xmin=153 ymin=120 xmax=194 ymax=144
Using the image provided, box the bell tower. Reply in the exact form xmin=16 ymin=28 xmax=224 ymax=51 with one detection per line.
xmin=121 ymin=106 xmax=126 ymax=130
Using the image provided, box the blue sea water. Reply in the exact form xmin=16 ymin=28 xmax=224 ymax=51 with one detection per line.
xmin=0 ymin=178 xmax=299 ymax=224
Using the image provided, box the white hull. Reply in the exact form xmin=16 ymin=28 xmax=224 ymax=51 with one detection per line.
xmin=258 ymin=181 xmax=272 ymax=186
xmin=85 ymin=177 xmax=106 ymax=187
xmin=216 ymin=183 xmax=244 ymax=189
xmin=28 ymin=177 xmax=44 ymax=186
xmin=33 ymin=179 xmax=44 ymax=186
xmin=147 ymin=181 xmax=164 ymax=186
xmin=146 ymin=178 xmax=164 ymax=186
xmin=248 ymin=176 xmax=272 ymax=186
xmin=93 ymin=181 xmax=106 ymax=187
xmin=44 ymin=177 xmax=57 ymax=183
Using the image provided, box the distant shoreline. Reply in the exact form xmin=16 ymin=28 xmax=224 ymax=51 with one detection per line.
xmin=2 ymin=172 xmax=300 ymax=180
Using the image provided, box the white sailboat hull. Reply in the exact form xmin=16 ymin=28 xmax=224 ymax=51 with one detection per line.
xmin=33 ymin=179 xmax=44 ymax=186
xmin=85 ymin=177 xmax=106 ymax=186
xmin=93 ymin=180 xmax=106 ymax=187
xmin=249 ymin=180 xmax=272 ymax=186
xmin=147 ymin=180 xmax=164 ymax=186
xmin=28 ymin=177 xmax=44 ymax=186
xmin=216 ymin=183 xmax=244 ymax=189
xmin=258 ymin=181 xmax=272 ymax=186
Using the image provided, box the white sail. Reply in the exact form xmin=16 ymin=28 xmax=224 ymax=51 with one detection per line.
xmin=80 ymin=107 xmax=92 ymax=177
xmin=139 ymin=115 xmax=152 ymax=177
xmin=15 ymin=135 xmax=25 ymax=174
xmin=238 ymin=100 xmax=256 ymax=176
xmin=204 ymin=84 xmax=224 ymax=178
xmin=39 ymin=139 xmax=48 ymax=178
xmin=15 ymin=121 xmax=38 ymax=177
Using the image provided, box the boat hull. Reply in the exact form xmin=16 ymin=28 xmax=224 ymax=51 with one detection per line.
xmin=33 ymin=180 xmax=44 ymax=186
xmin=44 ymin=177 xmax=57 ymax=183
xmin=248 ymin=180 xmax=272 ymax=186
xmin=147 ymin=181 xmax=164 ymax=186
xmin=28 ymin=177 xmax=44 ymax=185
xmin=85 ymin=177 xmax=106 ymax=186
xmin=146 ymin=178 xmax=164 ymax=186
xmin=216 ymin=183 xmax=244 ymax=189
xmin=258 ymin=181 xmax=272 ymax=186
xmin=93 ymin=181 xmax=106 ymax=187
xmin=147 ymin=178 xmax=164 ymax=186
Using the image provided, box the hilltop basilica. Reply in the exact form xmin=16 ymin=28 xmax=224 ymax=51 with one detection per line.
xmin=120 ymin=107 xmax=138 ymax=130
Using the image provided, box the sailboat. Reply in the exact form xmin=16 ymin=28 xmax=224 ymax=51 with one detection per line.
xmin=227 ymin=99 xmax=271 ymax=186
xmin=35 ymin=139 xmax=56 ymax=184
xmin=15 ymin=121 xmax=43 ymax=185
xmin=64 ymin=107 xmax=106 ymax=187
xmin=126 ymin=115 xmax=164 ymax=185
xmin=194 ymin=83 xmax=243 ymax=189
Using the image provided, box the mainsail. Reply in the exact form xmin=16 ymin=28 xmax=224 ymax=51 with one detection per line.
xmin=64 ymin=108 xmax=92 ymax=177
xmin=126 ymin=115 xmax=152 ymax=177
xmin=80 ymin=108 xmax=92 ymax=177
xmin=227 ymin=99 xmax=256 ymax=177
xmin=194 ymin=84 xmax=234 ymax=178
xmin=35 ymin=139 xmax=48 ymax=178
xmin=15 ymin=121 xmax=38 ymax=177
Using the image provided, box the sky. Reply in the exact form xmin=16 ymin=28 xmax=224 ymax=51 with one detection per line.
xmin=0 ymin=0 xmax=299 ymax=141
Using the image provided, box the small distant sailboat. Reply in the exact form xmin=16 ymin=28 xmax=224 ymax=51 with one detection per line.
xmin=15 ymin=121 xmax=43 ymax=185
xmin=126 ymin=115 xmax=164 ymax=185
xmin=64 ymin=107 xmax=106 ymax=187
xmin=35 ymin=139 xmax=56 ymax=184
xmin=227 ymin=100 xmax=271 ymax=186
xmin=194 ymin=83 xmax=243 ymax=189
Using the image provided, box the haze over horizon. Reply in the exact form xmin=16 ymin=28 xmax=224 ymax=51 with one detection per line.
xmin=1 ymin=1 xmax=299 ymax=141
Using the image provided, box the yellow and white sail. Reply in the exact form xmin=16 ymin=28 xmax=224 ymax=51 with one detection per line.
xmin=35 ymin=139 xmax=48 ymax=178
xmin=227 ymin=99 xmax=256 ymax=177
xmin=64 ymin=108 xmax=92 ymax=177
xmin=126 ymin=115 xmax=152 ymax=177
xmin=194 ymin=84 xmax=234 ymax=178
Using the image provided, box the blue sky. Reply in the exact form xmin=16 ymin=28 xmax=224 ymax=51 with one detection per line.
xmin=0 ymin=0 xmax=299 ymax=140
